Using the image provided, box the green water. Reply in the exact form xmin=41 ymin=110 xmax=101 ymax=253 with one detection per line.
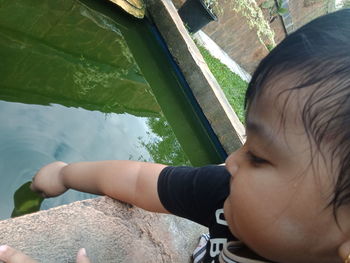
xmin=0 ymin=0 xmax=223 ymax=219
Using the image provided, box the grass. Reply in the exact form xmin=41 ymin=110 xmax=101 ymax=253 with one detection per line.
xmin=196 ymin=44 xmax=248 ymax=123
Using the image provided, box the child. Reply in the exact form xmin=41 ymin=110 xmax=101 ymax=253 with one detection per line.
xmin=2 ymin=9 xmax=350 ymax=263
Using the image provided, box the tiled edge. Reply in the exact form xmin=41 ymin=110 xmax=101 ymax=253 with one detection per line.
xmin=145 ymin=0 xmax=245 ymax=154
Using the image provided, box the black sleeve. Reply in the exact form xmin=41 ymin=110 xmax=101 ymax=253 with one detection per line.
xmin=157 ymin=165 xmax=231 ymax=227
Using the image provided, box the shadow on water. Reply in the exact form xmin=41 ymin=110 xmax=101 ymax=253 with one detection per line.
xmin=0 ymin=0 xmax=224 ymax=219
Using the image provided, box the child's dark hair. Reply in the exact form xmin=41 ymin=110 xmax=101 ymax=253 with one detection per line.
xmin=244 ymin=9 xmax=350 ymax=217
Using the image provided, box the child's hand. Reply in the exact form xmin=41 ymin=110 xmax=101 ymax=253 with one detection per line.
xmin=31 ymin=161 xmax=68 ymax=197
xmin=0 ymin=245 xmax=38 ymax=263
xmin=0 ymin=245 xmax=91 ymax=263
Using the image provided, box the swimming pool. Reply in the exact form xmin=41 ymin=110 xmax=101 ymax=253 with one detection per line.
xmin=0 ymin=0 xmax=225 ymax=219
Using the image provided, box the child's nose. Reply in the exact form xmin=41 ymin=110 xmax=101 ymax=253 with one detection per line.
xmin=225 ymin=150 xmax=240 ymax=176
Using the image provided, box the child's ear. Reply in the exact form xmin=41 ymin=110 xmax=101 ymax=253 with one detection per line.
xmin=338 ymin=240 xmax=350 ymax=262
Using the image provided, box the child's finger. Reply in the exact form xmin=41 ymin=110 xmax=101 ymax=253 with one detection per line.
xmin=0 ymin=245 xmax=38 ymax=263
xmin=76 ymin=248 xmax=91 ymax=263
xmin=30 ymin=176 xmax=39 ymax=192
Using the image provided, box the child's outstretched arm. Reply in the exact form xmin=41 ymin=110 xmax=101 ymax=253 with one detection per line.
xmin=31 ymin=161 xmax=169 ymax=213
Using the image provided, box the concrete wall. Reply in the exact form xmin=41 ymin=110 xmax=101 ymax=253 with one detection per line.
xmin=288 ymin=0 xmax=334 ymax=31
xmin=147 ymin=0 xmax=245 ymax=153
xmin=0 ymin=197 xmax=206 ymax=262
xmin=202 ymin=0 xmax=269 ymax=74
xmin=172 ymin=0 xmax=334 ymax=74
xmin=172 ymin=0 xmax=285 ymax=74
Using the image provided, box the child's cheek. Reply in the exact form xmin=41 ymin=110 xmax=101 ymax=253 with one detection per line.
xmin=228 ymin=174 xmax=311 ymax=262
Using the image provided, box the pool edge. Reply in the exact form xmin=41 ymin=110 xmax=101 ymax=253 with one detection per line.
xmin=145 ymin=0 xmax=245 ymax=154
xmin=0 ymin=196 xmax=206 ymax=261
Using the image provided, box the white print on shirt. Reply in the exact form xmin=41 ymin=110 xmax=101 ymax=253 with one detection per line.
xmin=215 ymin=208 xmax=228 ymax=226
xmin=210 ymin=238 xmax=227 ymax=257
xmin=210 ymin=208 xmax=228 ymax=261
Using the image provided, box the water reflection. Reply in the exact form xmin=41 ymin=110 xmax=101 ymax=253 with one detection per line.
xmin=0 ymin=101 xmax=160 ymax=219
xmin=0 ymin=0 xmax=160 ymax=117
xmin=139 ymin=116 xmax=191 ymax=166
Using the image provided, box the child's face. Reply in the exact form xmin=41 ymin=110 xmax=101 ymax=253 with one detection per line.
xmin=224 ymin=86 xmax=348 ymax=263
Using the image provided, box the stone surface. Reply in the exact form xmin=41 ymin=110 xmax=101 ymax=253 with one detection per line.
xmin=0 ymin=196 xmax=206 ymax=262
xmin=146 ymin=0 xmax=245 ymax=154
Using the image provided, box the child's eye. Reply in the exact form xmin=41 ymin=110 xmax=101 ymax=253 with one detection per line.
xmin=246 ymin=151 xmax=268 ymax=166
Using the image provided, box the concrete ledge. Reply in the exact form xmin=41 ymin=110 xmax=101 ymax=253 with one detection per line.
xmin=145 ymin=0 xmax=245 ymax=153
xmin=0 ymin=196 xmax=206 ymax=262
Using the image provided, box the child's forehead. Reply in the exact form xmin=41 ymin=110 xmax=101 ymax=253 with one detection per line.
xmin=247 ymin=80 xmax=320 ymax=138
xmin=250 ymin=69 xmax=319 ymax=112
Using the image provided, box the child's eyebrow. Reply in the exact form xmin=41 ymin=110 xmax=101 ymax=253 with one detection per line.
xmin=245 ymin=120 xmax=280 ymax=150
xmin=246 ymin=120 xmax=270 ymax=138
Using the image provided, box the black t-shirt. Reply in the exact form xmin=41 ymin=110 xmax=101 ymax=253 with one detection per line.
xmin=157 ymin=165 xmax=237 ymax=263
